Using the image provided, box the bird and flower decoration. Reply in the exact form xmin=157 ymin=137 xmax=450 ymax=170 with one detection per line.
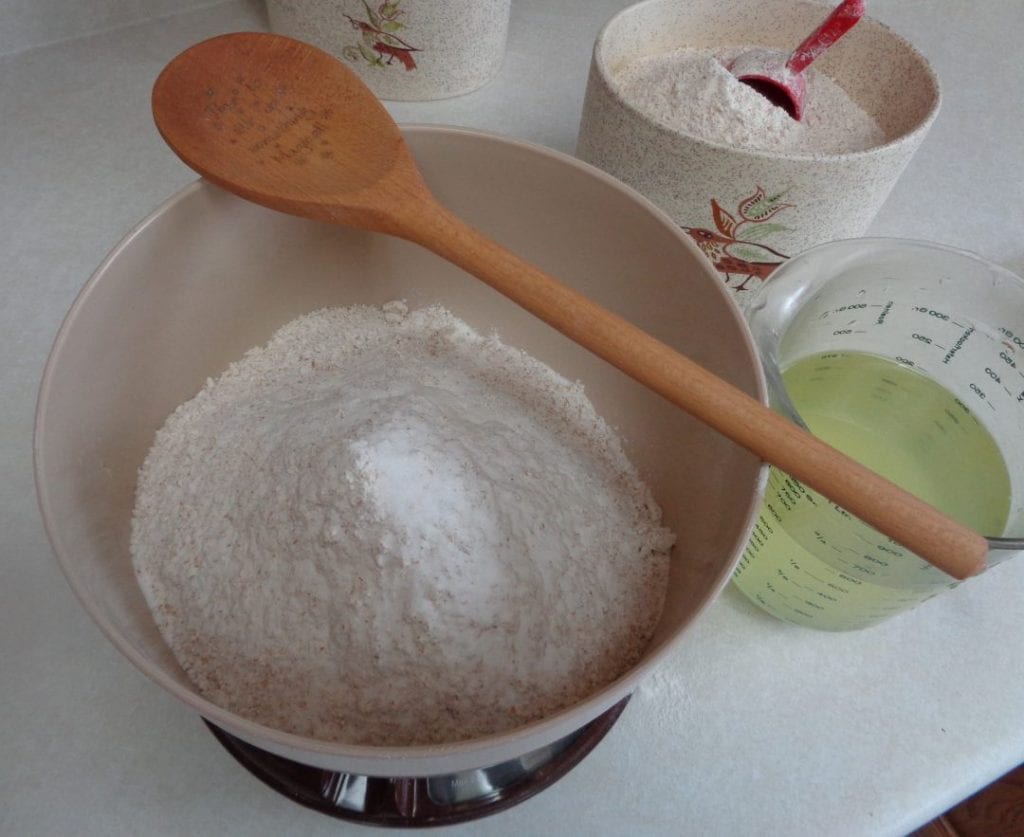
xmin=682 ymin=185 xmax=794 ymax=293
xmin=342 ymin=1 xmax=421 ymax=71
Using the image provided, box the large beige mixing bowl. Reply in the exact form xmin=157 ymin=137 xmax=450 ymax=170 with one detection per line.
xmin=35 ymin=126 xmax=765 ymax=777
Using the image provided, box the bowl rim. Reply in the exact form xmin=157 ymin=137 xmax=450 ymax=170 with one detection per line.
xmin=34 ymin=123 xmax=768 ymax=772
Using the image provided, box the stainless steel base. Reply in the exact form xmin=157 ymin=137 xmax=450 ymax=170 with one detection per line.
xmin=205 ymin=697 xmax=629 ymax=827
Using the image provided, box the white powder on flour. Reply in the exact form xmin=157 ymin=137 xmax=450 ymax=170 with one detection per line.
xmin=613 ymin=46 xmax=887 ymax=154
xmin=131 ymin=302 xmax=674 ymax=746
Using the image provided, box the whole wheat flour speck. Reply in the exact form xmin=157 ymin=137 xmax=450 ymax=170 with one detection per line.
xmin=131 ymin=302 xmax=674 ymax=746
xmin=613 ymin=45 xmax=887 ymax=154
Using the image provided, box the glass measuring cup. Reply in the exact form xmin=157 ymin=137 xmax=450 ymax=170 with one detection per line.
xmin=733 ymin=238 xmax=1024 ymax=630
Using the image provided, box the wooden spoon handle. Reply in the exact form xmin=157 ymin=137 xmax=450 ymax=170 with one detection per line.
xmin=399 ymin=202 xmax=987 ymax=581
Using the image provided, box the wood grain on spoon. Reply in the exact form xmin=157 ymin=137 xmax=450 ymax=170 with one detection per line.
xmin=152 ymin=32 xmax=989 ymax=581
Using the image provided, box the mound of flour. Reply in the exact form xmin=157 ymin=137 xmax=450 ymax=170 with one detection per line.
xmin=131 ymin=302 xmax=674 ymax=746
xmin=613 ymin=46 xmax=887 ymax=153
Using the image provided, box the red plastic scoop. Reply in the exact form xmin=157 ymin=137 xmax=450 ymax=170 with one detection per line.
xmin=730 ymin=0 xmax=866 ymax=120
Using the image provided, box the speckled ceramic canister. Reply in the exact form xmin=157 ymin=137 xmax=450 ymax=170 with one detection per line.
xmin=576 ymin=0 xmax=941 ymax=302
xmin=265 ymin=0 xmax=512 ymax=100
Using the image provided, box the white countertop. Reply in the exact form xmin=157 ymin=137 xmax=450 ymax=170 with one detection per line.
xmin=3 ymin=1 xmax=1023 ymax=834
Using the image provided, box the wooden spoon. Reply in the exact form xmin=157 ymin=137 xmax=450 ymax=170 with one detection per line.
xmin=151 ymin=32 xmax=987 ymax=580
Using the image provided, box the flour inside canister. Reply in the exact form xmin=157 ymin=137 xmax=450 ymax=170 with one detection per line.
xmin=612 ymin=46 xmax=887 ymax=153
xmin=131 ymin=302 xmax=674 ymax=746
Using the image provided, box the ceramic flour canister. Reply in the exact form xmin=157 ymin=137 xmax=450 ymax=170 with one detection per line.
xmin=265 ymin=0 xmax=512 ymax=101
xmin=576 ymin=0 xmax=940 ymax=303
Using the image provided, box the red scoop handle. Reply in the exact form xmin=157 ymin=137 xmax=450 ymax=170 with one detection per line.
xmin=786 ymin=0 xmax=866 ymax=74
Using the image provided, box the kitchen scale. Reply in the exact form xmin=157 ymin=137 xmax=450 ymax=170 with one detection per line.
xmin=205 ymin=697 xmax=630 ymax=827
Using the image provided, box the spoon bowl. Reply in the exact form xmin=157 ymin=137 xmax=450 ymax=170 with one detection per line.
xmin=152 ymin=31 xmax=986 ymax=580
xmin=730 ymin=0 xmax=865 ymax=119
xmin=152 ymin=33 xmax=416 ymax=231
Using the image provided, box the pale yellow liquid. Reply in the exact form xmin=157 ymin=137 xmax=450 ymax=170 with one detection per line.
xmin=732 ymin=352 xmax=1011 ymax=630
